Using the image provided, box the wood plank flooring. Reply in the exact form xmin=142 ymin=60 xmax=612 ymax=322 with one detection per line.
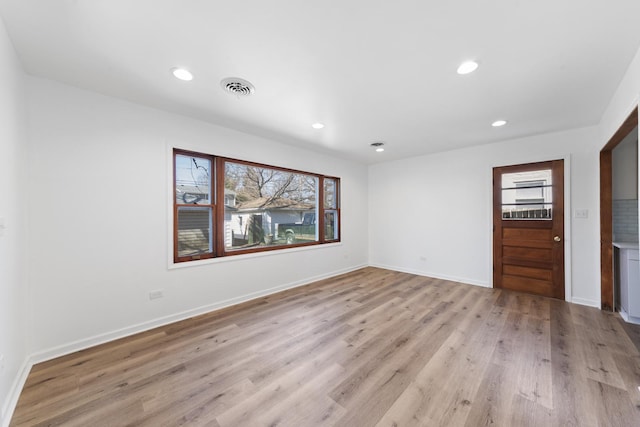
xmin=10 ymin=267 xmax=640 ymax=426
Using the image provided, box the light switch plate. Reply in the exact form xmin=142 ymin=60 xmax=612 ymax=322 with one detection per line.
xmin=575 ymin=209 xmax=589 ymax=219
xmin=149 ymin=290 xmax=163 ymax=300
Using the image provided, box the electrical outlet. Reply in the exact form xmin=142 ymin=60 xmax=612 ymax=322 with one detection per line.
xmin=419 ymin=256 xmax=427 ymax=262
xmin=0 ymin=353 xmax=5 ymax=373
xmin=149 ymin=290 xmax=163 ymax=301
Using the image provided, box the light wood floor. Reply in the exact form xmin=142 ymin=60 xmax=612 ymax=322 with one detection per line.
xmin=10 ymin=267 xmax=640 ymax=426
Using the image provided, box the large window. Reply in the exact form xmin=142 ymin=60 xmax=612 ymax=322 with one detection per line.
xmin=173 ymin=149 xmax=340 ymax=263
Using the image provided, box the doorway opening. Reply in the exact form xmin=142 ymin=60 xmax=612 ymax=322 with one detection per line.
xmin=600 ymin=106 xmax=638 ymax=311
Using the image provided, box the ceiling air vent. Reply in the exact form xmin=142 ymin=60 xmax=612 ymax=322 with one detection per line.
xmin=220 ymin=77 xmax=255 ymax=96
xmin=370 ymin=142 xmax=385 ymax=152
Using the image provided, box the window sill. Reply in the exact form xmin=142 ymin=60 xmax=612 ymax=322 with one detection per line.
xmin=168 ymin=241 xmax=343 ymax=270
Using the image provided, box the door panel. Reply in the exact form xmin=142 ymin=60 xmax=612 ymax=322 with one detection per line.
xmin=493 ymin=160 xmax=565 ymax=299
xmin=503 ymin=228 xmax=552 ymax=240
xmin=503 ymin=265 xmax=552 ymax=281
xmin=502 ymin=276 xmax=555 ymax=296
xmin=503 ymin=246 xmax=552 ymax=261
xmin=503 ymin=239 xmax=553 ymax=249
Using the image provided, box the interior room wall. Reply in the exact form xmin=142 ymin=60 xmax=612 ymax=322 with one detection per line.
xmin=0 ymin=15 xmax=29 ymax=426
xmin=599 ymin=46 xmax=640 ymax=147
xmin=25 ymin=76 xmax=369 ymax=360
xmin=599 ymin=44 xmax=640 ymax=249
xmin=369 ymin=126 xmax=602 ymax=306
xmin=612 ymin=127 xmax=638 ymax=200
xmin=368 ymin=43 xmax=640 ymax=309
xmin=612 ymin=127 xmax=639 ymax=242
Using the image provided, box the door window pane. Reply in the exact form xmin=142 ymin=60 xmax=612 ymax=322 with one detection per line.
xmin=501 ymin=170 xmax=552 ymax=220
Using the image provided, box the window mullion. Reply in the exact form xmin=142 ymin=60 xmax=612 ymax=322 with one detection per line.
xmin=336 ymin=179 xmax=341 ymax=241
xmin=215 ymin=156 xmax=225 ymax=257
xmin=319 ymin=176 xmax=325 ymax=244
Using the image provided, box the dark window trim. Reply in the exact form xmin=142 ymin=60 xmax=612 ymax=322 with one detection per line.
xmin=173 ymin=148 xmax=341 ymax=263
xmin=322 ymin=177 xmax=341 ymax=243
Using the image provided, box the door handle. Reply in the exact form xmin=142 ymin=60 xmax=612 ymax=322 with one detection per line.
xmin=554 ymin=236 xmax=561 ymax=242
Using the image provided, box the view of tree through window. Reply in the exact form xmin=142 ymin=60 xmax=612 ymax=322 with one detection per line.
xmin=173 ymin=149 xmax=340 ymax=263
xmin=224 ymin=162 xmax=318 ymax=250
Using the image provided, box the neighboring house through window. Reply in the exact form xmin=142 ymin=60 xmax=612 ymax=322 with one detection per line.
xmin=173 ymin=149 xmax=341 ymax=263
xmin=501 ymin=169 xmax=552 ymax=219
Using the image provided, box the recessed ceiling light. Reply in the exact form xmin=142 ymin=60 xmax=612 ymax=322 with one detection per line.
xmin=492 ymin=120 xmax=507 ymax=127
xmin=172 ymin=68 xmax=193 ymax=81
xmin=312 ymin=123 xmax=325 ymax=129
xmin=376 ymin=148 xmax=385 ymax=152
xmin=457 ymin=61 xmax=479 ymax=75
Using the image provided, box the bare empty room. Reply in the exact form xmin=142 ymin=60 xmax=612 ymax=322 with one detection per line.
xmin=2 ymin=1 xmax=640 ymax=426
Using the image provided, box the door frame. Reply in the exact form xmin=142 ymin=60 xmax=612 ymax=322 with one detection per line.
xmin=599 ymin=106 xmax=638 ymax=311
xmin=490 ymin=155 xmax=572 ymax=302
xmin=493 ymin=160 xmax=565 ymax=299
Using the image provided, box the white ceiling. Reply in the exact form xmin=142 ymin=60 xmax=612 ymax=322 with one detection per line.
xmin=1 ymin=0 xmax=639 ymax=164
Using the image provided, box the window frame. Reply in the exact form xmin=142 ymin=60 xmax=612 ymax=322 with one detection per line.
xmin=322 ymin=177 xmax=341 ymax=243
xmin=173 ymin=148 xmax=341 ymax=263
xmin=173 ymin=149 xmax=217 ymax=263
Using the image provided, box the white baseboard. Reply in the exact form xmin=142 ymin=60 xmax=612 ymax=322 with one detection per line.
xmin=15 ymin=262 xmax=603 ymax=425
xmin=369 ymin=263 xmax=490 ymax=288
xmin=1 ymin=357 xmax=33 ymax=427
xmin=618 ymin=308 xmax=640 ymax=325
xmin=2 ymin=264 xmax=366 ymax=426
xmin=0 ymin=262 xmax=477 ymax=426
xmin=30 ymin=263 xmax=367 ymax=365
xmin=570 ymin=297 xmax=600 ymax=308
xmin=370 ymin=264 xmax=603 ymax=309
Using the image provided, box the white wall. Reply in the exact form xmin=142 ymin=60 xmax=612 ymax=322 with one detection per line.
xmin=599 ymin=47 xmax=640 ymax=145
xmin=369 ymin=126 xmax=602 ymax=306
xmin=369 ymin=43 xmax=640 ymax=309
xmin=612 ymin=127 xmax=638 ymax=200
xmin=26 ymin=77 xmax=369 ymax=359
xmin=0 ymin=15 xmax=29 ymax=427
